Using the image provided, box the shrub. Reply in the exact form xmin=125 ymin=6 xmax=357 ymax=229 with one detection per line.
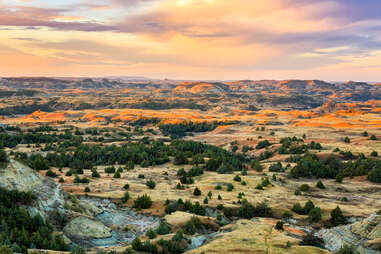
xmin=146 ymin=179 xmax=156 ymax=189
xmin=282 ymin=211 xmax=292 ymax=219
xmin=0 ymin=150 xmax=7 ymax=163
xmin=275 ymin=221 xmax=284 ymax=230
xmin=172 ymin=230 xmax=184 ymax=242
xmin=256 ymin=140 xmax=271 ymax=149
xmin=126 ymin=161 xmax=135 ymax=170
xmin=216 ymin=204 xmax=224 ymax=210
xmin=251 ymin=160 xmax=263 ymax=172
xmin=74 ymin=175 xmax=90 ymax=184
xmin=269 ymin=162 xmax=284 ymax=172
xmin=371 ymin=151 xmax=378 ymax=157
xmin=223 ymin=207 xmax=233 ymax=218
xmin=174 ymin=152 xmax=188 ymax=165
xmin=113 ymin=171 xmax=121 ymax=178
xmin=218 ymin=195 xmax=222 ymax=200
xmin=370 ymin=135 xmax=377 ymax=140
xmin=299 ymin=184 xmax=310 ymax=192
xmin=184 ymin=217 xmax=203 ymax=235
xmin=226 ymin=183 xmax=234 ymax=192
xmin=0 ymin=246 xmax=12 ymax=254
xmin=140 ymin=160 xmax=150 ymax=168
xmin=261 ymin=177 xmax=271 ymax=187
xmin=131 ymin=237 xmax=143 ymax=251
xmin=336 ymin=174 xmax=344 ymax=183
xmin=84 ymin=186 xmax=90 ymax=193
xmin=146 ymin=229 xmax=157 ymax=239
xmin=330 ymin=206 xmax=345 ymax=226
xmin=233 ymin=175 xmax=242 ymax=182
xmin=59 ymin=177 xmax=64 ymax=183
xmin=138 ymin=174 xmax=145 ymax=179
xmin=294 ymin=189 xmax=301 ymax=195
xmin=367 ymin=167 xmax=381 ymax=183
xmin=46 ymin=169 xmax=56 ymax=177
xmin=121 ymin=191 xmax=130 ymax=203
xmin=133 ymin=194 xmax=152 ymax=209
xmin=341 ymin=197 xmax=349 ymax=202
xmin=193 ymin=187 xmax=202 ymax=196
xmin=180 ymin=175 xmax=194 ymax=185
xmin=255 ymin=184 xmax=264 ymax=190
xmin=176 ymin=183 xmax=185 ymax=189
xmin=156 ymin=222 xmax=171 ymax=235
xmin=214 ymin=185 xmax=222 ymax=190
xmin=123 ymin=184 xmax=130 ymax=190
xmin=308 ymin=207 xmax=322 ymax=222
xmin=237 ymin=199 xmax=272 ymax=219
xmin=104 ymin=166 xmax=116 ymax=174
xmin=344 ymin=137 xmax=351 ymax=143
xmin=203 ymin=197 xmax=208 ymax=204
xmin=91 ymin=169 xmax=100 ymax=177
xmin=292 ymin=202 xmax=304 ymax=214
xmin=303 ymin=200 xmax=315 ymax=214
xmin=337 ymin=245 xmax=359 ymax=254
xmin=316 ymin=180 xmax=325 ymax=189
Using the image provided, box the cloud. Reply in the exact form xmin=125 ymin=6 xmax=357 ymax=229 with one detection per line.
xmin=12 ymin=37 xmax=41 ymax=41
xmin=0 ymin=5 xmax=117 ymax=31
xmin=0 ymin=0 xmax=381 ymax=79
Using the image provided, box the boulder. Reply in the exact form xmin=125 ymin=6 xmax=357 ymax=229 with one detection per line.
xmin=64 ymin=216 xmax=112 ymax=240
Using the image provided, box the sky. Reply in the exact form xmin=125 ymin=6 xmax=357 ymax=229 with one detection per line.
xmin=1 ymin=0 xmax=381 ymax=81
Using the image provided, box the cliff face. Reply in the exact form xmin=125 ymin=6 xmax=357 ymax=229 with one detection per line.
xmin=316 ymin=214 xmax=381 ymax=254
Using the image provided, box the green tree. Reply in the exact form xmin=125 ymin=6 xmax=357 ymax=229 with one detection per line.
xmin=308 ymin=207 xmax=322 ymax=222
xmin=275 ymin=221 xmax=284 ymax=230
xmin=193 ymin=187 xmax=202 ymax=196
xmin=330 ymin=206 xmax=345 ymax=226
xmin=133 ymin=194 xmax=152 ymax=209
xmin=174 ymin=152 xmax=188 ymax=165
xmin=146 ymin=179 xmax=156 ymax=189
xmin=367 ymin=167 xmax=381 ymax=183
xmin=113 ymin=171 xmax=121 ymax=178
xmin=316 ymin=180 xmax=325 ymax=189
xmin=121 ymin=191 xmax=130 ymax=203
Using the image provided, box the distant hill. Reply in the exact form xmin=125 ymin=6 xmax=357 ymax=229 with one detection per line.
xmin=174 ymin=82 xmax=231 ymax=93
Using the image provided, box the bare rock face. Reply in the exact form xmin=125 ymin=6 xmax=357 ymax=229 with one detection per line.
xmin=63 ymin=216 xmax=112 ymax=240
xmin=0 ymin=159 xmax=65 ymax=219
xmin=352 ymin=214 xmax=381 ymax=240
xmin=316 ymin=214 xmax=381 ymax=254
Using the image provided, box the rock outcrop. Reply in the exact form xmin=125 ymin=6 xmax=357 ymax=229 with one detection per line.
xmin=0 ymin=159 xmax=65 ymax=220
xmin=316 ymin=214 xmax=381 ymax=254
